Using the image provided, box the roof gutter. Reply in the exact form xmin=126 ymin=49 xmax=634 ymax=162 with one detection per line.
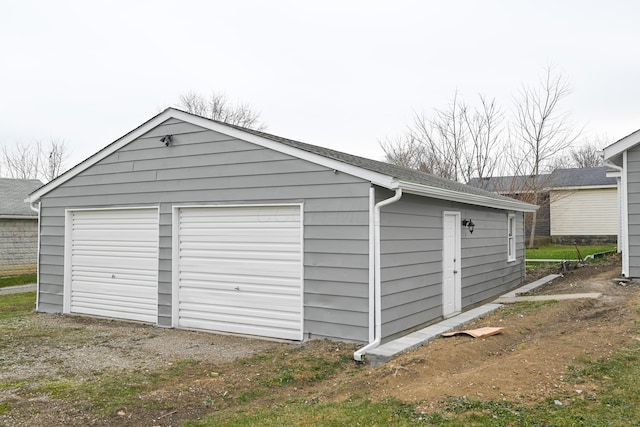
xmin=396 ymin=181 xmax=538 ymax=212
xmin=0 ymin=214 xmax=38 ymax=219
xmin=354 ymin=188 xmax=402 ymax=362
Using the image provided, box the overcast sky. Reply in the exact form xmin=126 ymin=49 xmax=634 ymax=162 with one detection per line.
xmin=2 ymin=1 xmax=639 ymax=170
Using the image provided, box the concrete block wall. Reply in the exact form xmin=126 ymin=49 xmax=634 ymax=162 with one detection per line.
xmin=0 ymin=219 xmax=38 ymax=277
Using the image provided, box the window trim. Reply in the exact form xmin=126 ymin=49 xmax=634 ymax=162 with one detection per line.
xmin=507 ymin=213 xmax=516 ymax=262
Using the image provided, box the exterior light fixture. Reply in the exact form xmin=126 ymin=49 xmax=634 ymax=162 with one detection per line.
xmin=160 ymin=135 xmax=173 ymax=146
xmin=462 ymin=219 xmax=475 ymax=234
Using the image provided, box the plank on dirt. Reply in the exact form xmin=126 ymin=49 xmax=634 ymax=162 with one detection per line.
xmin=441 ymin=327 xmax=506 ymax=338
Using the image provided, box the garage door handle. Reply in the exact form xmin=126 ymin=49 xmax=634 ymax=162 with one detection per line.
xmin=234 ymin=286 xmax=240 ymax=291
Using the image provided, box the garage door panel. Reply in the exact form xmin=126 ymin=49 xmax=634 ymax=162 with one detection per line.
xmin=180 ymin=306 xmax=300 ymax=325
xmin=177 ymin=205 xmax=302 ymax=340
xmin=179 ymin=249 xmax=300 ymax=262
xmin=180 ymin=279 xmax=300 ymax=295
xmin=179 ymin=290 xmax=301 ymax=309
xmin=69 ymin=209 xmax=158 ymax=324
xmin=72 ymin=305 xmax=156 ymax=323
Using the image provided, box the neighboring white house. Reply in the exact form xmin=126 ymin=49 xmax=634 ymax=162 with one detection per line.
xmin=547 ymin=167 xmax=618 ymax=244
xmin=0 ymin=178 xmax=43 ymax=277
xmin=469 ymin=167 xmax=618 ymax=245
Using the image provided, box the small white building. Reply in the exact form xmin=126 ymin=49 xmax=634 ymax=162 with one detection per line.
xmin=0 ymin=178 xmax=43 ymax=277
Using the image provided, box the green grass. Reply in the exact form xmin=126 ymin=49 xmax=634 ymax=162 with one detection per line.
xmin=0 ymin=291 xmax=35 ymax=319
xmin=526 ymin=245 xmax=616 ymax=260
xmin=39 ymin=359 xmax=201 ymax=415
xmin=0 ymin=274 xmax=36 ymax=289
xmin=182 ymin=396 xmax=427 ymax=427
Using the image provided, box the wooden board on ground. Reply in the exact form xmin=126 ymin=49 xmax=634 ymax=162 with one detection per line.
xmin=442 ymin=327 xmax=506 ymax=338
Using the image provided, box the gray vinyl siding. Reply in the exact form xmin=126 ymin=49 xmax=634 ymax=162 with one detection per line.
xmin=379 ymin=192 xmax=525 ymax=340
xmin=37 ymin=118 xmax=371 ymax=342
xmin=627 ymin=145 xmax=640 ymax=277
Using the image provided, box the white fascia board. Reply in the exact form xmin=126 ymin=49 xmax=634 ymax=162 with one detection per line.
xmin=606 ymin=170 xmax=622 ymax=178
xmin=549 ymin=185 xmax=618 ymax=191
xmin=28 ymin=108 xmax=397 ymax=202
xmin=397 ymin=181 xmax=538 ymax=212
xmin=603 ymin=128 xmax=640 ymax=161
xmin=167 ymin=110 xmax=397 ymax=189
xmin=28 ymin=110 xmax=176 ymax=203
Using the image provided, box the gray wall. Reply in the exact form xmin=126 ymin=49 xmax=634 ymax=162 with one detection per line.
xmin=378 ymin=191 xmax=525 ymax=340
xmin=37 ymin=118 xmax=372 ymax=342
xmin=0 ymin=218 xmax=38 ymax=277
xmin=627 ymin=145 xmax=640 ymax=277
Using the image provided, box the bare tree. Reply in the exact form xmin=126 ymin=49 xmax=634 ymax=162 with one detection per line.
xmin=41 ymin=139 xmax=68 ymax=182
xmin=510 ymin=66 xmax=583 ymax=247
xmin=381 ymin=91 xmax=504 ymax=184
xmin=1 ymin=139 xmax=68 ymax=182
xmin=176 ymin=91 xmax=266 ymax=130
xmin=379 ymin=134 xmax=430 ymax=172
xmin=571 ymin=142 xmax=604 ymax=168
xmin=1 ymin=142 xmax=41 ymax=180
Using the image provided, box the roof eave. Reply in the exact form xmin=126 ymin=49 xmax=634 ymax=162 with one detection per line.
xmin=604 ymin=128 xmax=640 ymax=161
xmin=550 ymin=185 xmax=617 ymax=191
xmin=28 ymin=108 xmax=399 ymax=203
xmin=397 ymin=181 xmax=539 ymax=212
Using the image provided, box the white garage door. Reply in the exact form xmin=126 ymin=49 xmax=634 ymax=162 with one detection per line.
xmin=68 ymin=208 xmax=159 ymax=323
xmin=176 ymin=205 xmax=302 ymax=340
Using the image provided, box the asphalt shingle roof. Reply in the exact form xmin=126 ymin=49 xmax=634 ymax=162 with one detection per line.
xmin=468 ymin=167 xmax=615 ymax=193
xmin=0 ymin=178 xmax=43 ymax=216
xmin=220 ymin=120 xmax=527 ymax=206
xmin=547 ymin=167 xmax=616 ymax=187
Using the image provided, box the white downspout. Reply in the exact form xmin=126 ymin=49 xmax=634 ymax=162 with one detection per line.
xmin=29 ymin=200 xmax=41 ymax=310
xmin=605 ymin=159 xmax=628 ymax=276
xmin=354 ymin=188 xmax=402 ymax=362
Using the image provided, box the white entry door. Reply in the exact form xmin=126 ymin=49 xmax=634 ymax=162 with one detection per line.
xmin=442 ymin=211 xmax=461 ymax=318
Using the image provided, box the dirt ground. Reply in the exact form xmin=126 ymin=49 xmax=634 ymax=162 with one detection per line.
xmin=1 ymin=255 xmax=638 ymax=426
xmin=355 ymin=256 xmax=639 ymax=413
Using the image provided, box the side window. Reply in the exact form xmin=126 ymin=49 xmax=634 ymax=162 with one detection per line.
xmin=507 ymin=213 xmax=516 ymax=261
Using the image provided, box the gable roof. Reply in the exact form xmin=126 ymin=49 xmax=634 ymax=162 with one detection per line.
xmin=603 ymin=127 xmax=640 ymax=164
xmin=1 ymin=178 xmax=43 ymax=218
xmin=468 ymin=174 xmax=552 ymax=193
xmin=28 ymin=108 xmax=537 ymax=212
xmin=547 ymin=167 xmax=616 ymax=189
xmin=469 ymin=167 xmax=616 ymax=194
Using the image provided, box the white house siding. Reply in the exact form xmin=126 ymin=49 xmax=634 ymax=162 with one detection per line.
xmin=550 ymin=188 xmax=618 ymax=236
xmin=379 ymin=192 xmax=525 ymax=340
xmin=0 ymin=218 xmax=38 ymax=277
xmin=36 ymin=118 xmax=372 ymax=342
xmin=626 ymin=146 xmax=640 ymax=278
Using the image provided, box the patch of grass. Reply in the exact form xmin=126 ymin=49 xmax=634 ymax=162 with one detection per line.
xmin=183 ymin=397 xmax=427 ymax=426
xmin=526 ymin=245 xmax=616 ymax=260
xmin=0 ymin=292 xmax=35 ymax=320
xmin=0 ymin=402 xmax=10 ymax=415
xmin=0 ymin=274 xmax=36 ymax=289
xmin=499 ymin=300 xmax=557 ymax=318
xmin=36 ymin=359 xmax=202 ymax=415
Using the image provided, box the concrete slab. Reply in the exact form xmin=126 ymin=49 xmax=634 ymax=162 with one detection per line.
xmin=366 ymin=303 xmax=503 ymax=367
xmin=0 ymin=284 xmax=36 ymax=295
xmin=500 ymin=274 xmax=561 ymax=298
xmin=365 ymin=276 xmax=559 ymax=367
xmin=495 ymin=292 xmax=602 ymax=304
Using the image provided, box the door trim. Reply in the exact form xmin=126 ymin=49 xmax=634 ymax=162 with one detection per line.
xmin=171 ymin=203 xmax=304 ymax=340
xmin=442 ymin=211 xmax=462 ymax=318
xmin=63 ymin=206 xmax=160 ymax=319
